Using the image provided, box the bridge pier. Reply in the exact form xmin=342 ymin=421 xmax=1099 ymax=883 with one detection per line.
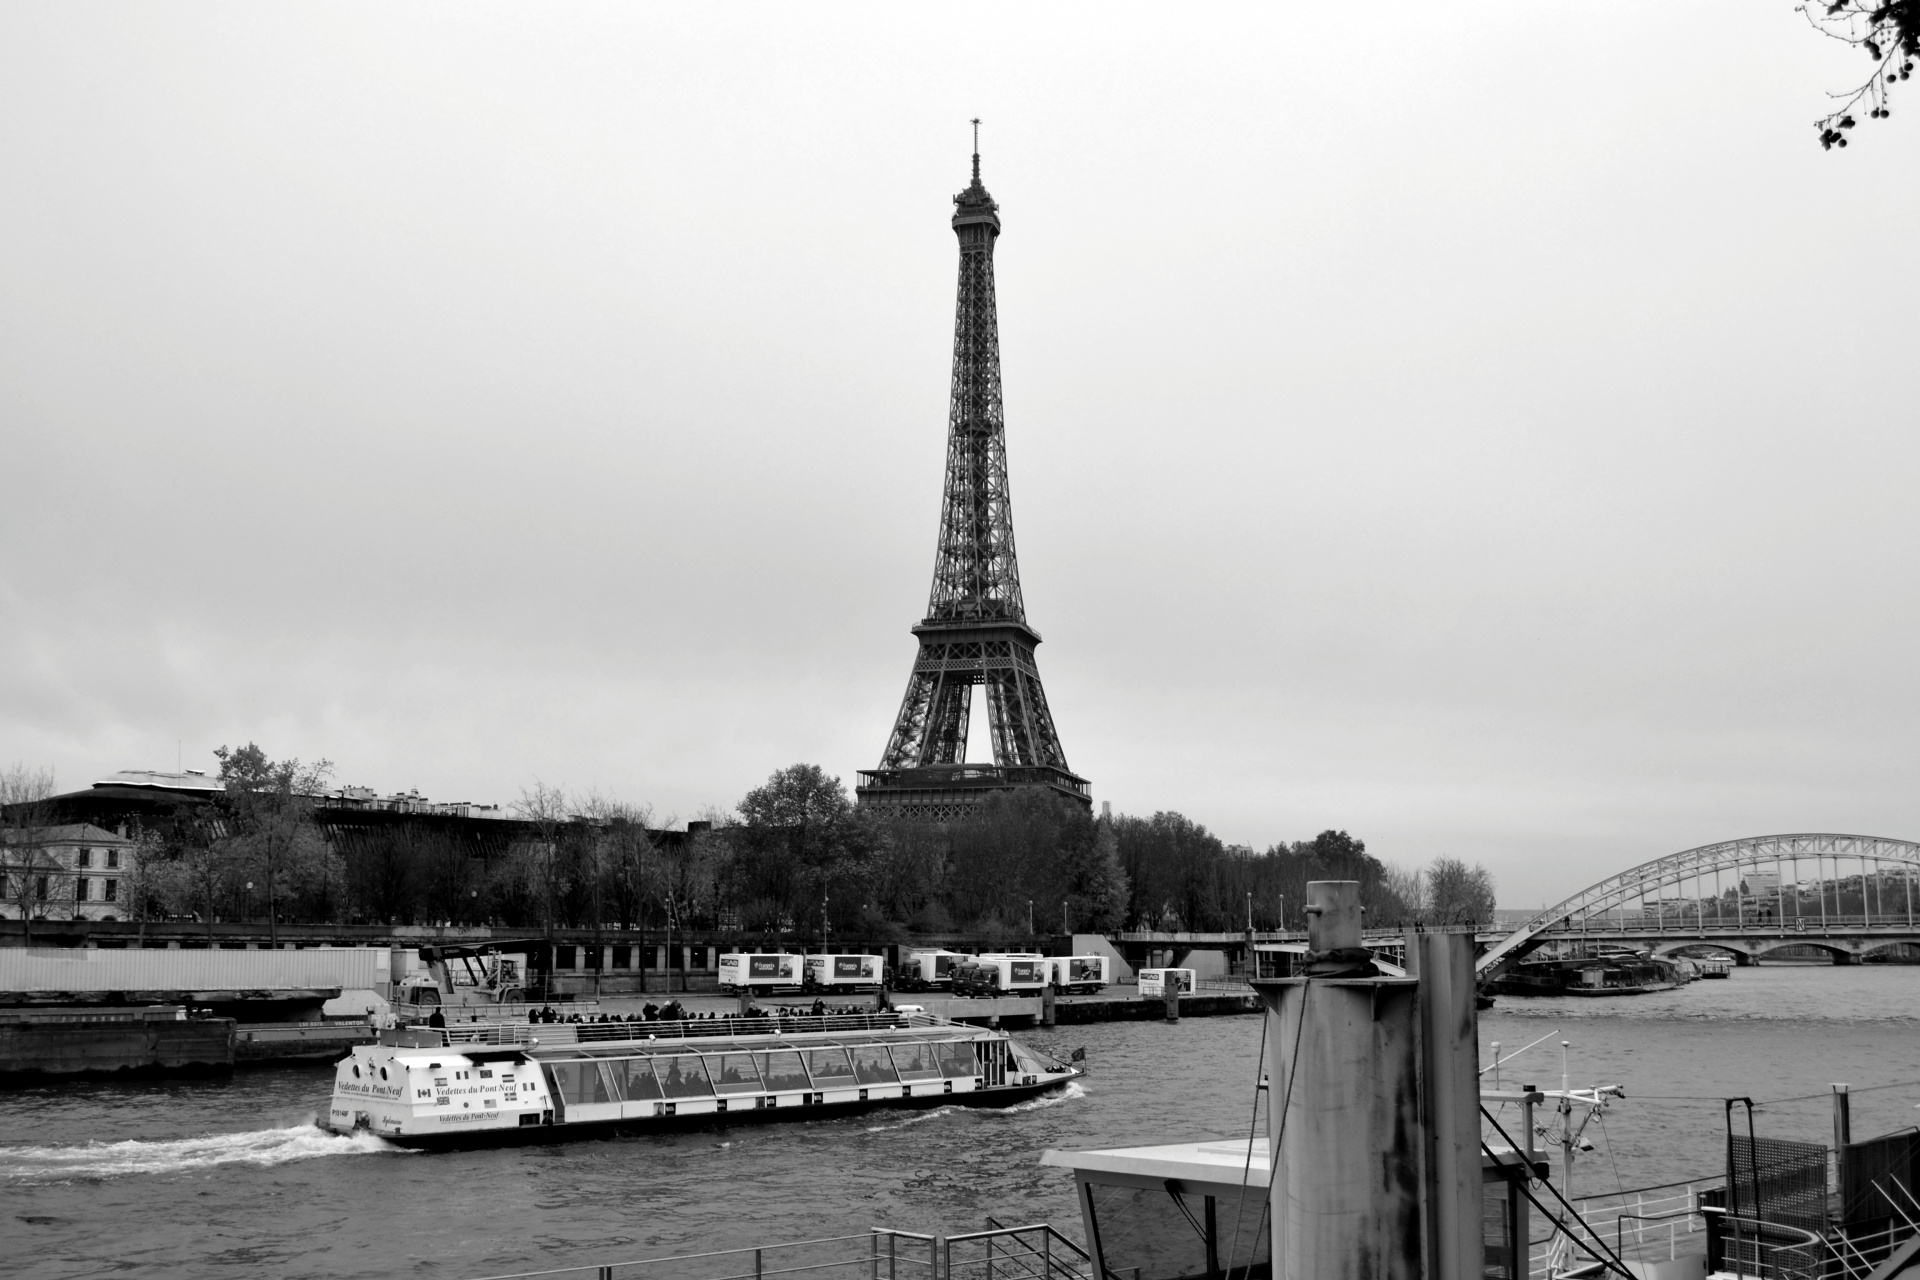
xmin=1833 ymin=950 xmax=1857 ymax=966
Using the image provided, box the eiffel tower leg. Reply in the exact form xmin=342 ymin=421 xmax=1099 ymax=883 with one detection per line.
xmin=983 ymin=661 xmax=1067 ymax=770
xmin=923 ymin=675 xmax=972 ymax=764
xmin=879 ymin=669 xmax=939 ymax=769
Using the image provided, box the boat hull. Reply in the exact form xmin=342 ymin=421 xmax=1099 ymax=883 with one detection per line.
xmin=363 ymin=1074 xmax=1075 ymax=1150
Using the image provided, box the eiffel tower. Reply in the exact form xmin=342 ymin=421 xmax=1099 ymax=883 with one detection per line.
xmin=856 ymin=133 xmax=1091 ymax=821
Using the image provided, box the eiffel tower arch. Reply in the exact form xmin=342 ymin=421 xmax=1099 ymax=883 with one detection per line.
xmin=857 ymin=139 xmax=1091 ymax=822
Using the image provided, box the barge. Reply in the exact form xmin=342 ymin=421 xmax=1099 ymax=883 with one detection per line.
xmin=325 ymin=1010 xmax=1078 ymax=1148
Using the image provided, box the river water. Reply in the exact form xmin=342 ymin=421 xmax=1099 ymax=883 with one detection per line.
xmin=6 ymin=965 xmax=1917 ymax=1280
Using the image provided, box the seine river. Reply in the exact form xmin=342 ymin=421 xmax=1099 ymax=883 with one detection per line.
xmin=6 ymin=965 xmax=1917 ymax=1280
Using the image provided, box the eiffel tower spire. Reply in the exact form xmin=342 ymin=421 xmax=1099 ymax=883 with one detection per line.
xmin=858 ymin=137 xmax=1090 ymax=821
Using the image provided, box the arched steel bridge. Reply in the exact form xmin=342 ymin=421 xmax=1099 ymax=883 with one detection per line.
xmin=1477 ymin=833 xmax=1920 ymax=979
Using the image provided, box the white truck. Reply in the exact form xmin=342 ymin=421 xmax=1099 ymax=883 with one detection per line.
xmin=803 ymin=954 xmax=884 ymax=992
xmin=893 ymin=949 xmax=967 ymax=992
xmin=1138 ymin=968 xmax=1196 ymax=998
xmin=1046 ymin=954 xmax=1111 ymax=994
xmin=953 ymin=955 xmax=1048 ymax=997
xmin=716 ymin=952 xmax=803 ymax=995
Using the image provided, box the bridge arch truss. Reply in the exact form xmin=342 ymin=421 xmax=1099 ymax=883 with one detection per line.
xmin=1476 ymin=833 xmax=1920 ymax=978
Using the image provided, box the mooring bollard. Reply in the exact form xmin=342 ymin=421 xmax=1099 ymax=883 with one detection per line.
xmin=1041 ymin=984 xmax=1057 ymax=1027
xmin=1163 ymin=980 xmax=1180 ymax=1023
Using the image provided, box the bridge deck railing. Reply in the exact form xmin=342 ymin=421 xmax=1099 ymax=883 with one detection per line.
xmin=1536 ymin=911 xmax=1920 ymax=935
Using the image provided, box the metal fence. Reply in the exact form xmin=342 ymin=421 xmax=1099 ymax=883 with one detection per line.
xmin=460 ymin=1224 xmax=1089 ymax=1280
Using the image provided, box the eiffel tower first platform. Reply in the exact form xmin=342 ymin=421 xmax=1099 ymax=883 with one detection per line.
xmin=856 ymin=137 xmax=1091 ymax=822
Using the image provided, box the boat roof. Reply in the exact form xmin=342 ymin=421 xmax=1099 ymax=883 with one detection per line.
xmin=377 ymin=1013 xmax=997 ymax=1062
xmin=1042 ymin=1138 xmax=1271 ymax=1189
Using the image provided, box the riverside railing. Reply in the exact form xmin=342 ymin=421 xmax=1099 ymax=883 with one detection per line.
xmin=459 ymin=1225 xmax=1090 ymax=1280
xmin=1528 ymin=1179 xmax=1713 ymax=1278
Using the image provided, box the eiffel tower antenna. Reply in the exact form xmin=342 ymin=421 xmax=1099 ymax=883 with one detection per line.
xmin=857 ymin=141 xmax=1090 ymax=822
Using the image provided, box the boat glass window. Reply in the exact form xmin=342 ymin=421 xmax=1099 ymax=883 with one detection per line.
xmin=804 ymin=1048 xmax=855 ymax=1085
xmin=1009 ymin=1040 xmax=1053 ymax=1076
xmin=755 ymin=1050 xmax=810 ymax=1092
xmin=850 ymin=1046 xmax=898 ymax=1085
xmin=616 ymin=1058 xmax=663 ymax=1101
xmin=888 ymin=1042 xmax=942 ymax=1081
xmin=934 ymin=1041 xmax=979 ymax=1079
xmin=548 ymin=1060 xmax=616 ymax=1106
xmin=1086 ymin=1182 xmax=1267 ymax=1280
xmin=656 ymin=1055 xmax=713 ymax=1098
xmin=706 ymin=1053 xmax=762 ymax=1094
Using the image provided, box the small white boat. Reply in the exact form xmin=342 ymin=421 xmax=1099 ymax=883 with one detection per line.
xmin=325 ymin=1010 xmax=1079 ymax=1149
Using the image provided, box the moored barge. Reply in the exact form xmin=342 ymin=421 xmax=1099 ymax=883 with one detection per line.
xmin=325 ymin=1010 xmax=1078 ymax=1148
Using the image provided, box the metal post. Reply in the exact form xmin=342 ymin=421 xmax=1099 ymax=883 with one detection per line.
xmin=1834 ymin=1083 xmax=1852 ymax=1194
xmin=872 ymin=1231 xmax=880 ymax=1280
xmin=1821 ymin=857 xmax=1829 ymax=931
xmin=1042 ymin=1228 xmax=1052 ymax=1280
xmin=985 ymin=1234 xmax=994 ymax=1280
xmin=890 ymin=1232 xmax=898 ymax=1280
xmin=756 ymin=1249 xmax=764 ymax=1280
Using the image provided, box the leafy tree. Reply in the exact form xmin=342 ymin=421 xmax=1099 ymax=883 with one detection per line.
xmin=213 ymin=743 xmax=336 ymax=942
xmin=731 ymin=765 xmax=879 ymax=937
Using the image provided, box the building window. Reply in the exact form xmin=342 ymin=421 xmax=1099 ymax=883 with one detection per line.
xmin=76 ymin=849 xmax=92 ymax=868
xmin=78 ymin=878 xmax=92 ymax=902
xmin=612 ymin=946 xmax=632 ymax=970
xmin=104 ymin=879 xmax=118 ymax=902
xmin=555 ymin=946 xmax=576 ymax=970
xmin=106 ymin=850 xmax=120 ymax=869
xmin=35 ymin=875 xmax=50 ymax=900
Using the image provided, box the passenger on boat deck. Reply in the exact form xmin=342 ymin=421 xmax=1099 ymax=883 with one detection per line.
xmin=642 ymin=1002 xmax=659 ymax=1020
xmin=427 ymin=1007 xmax=446 ymax=1029
xmin=811 ymin=999 xmax=826 ymax=1017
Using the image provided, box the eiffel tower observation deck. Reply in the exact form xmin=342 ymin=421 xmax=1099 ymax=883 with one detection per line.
xmin=857 ymin=134 xmax=1091 ymax=822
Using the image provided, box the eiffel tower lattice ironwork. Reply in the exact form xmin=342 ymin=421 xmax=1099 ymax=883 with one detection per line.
xmin=857 ymin=138 xmax=1090 ymax=821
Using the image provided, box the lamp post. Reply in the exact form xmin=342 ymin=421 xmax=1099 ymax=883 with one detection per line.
xmin=1028 ymin=899 xmax=1034 ymax=939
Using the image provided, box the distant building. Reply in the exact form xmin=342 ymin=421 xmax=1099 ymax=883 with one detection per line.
xmin=1 ymin=823 xmax=138 ymax=922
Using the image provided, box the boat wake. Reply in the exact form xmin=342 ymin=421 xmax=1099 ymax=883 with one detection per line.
xmin=865 ymin=1105 xmax=965 ymax=1133
xmin=2 ymin=1123 xmax=407 ymax=1182
xmin=998 ymin=1080 xmax=1087 ymax=1113
xmin=862 ymin=1081 xmax=1088 ymax=1132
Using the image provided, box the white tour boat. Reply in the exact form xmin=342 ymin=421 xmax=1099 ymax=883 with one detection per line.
xmin=325 ymin=1009 xmax=1080 ymax=1148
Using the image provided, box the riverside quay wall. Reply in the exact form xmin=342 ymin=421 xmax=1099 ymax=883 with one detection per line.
xmin=0 ymin=1006 xmax=234 ymax=1079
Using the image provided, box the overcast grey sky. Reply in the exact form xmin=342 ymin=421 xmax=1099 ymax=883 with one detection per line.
xmin=3 ymin=4 xmax=1916 ymax=907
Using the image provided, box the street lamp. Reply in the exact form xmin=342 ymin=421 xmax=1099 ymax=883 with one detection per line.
xmin=1028 ymin=899 xmax=1034 ymax=937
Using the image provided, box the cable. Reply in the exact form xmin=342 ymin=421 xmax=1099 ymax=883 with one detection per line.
xmin=1222 ymin=979 xmax=1310 ymax=1280
xmin=1481 ymin=1105 xmax=1636 ymax=1280
xmin=1596 ymin=1111 xmax=1627 ymax=1203
xmin=1220 ymin=1003 xmax=1270 ymax=1280
xmin=1629 ymin=1077 xmax=1920 ymax=1106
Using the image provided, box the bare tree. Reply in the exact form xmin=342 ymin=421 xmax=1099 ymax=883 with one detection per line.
xmin=513 ymin=781 xmax=571 ymax=943
xmin=1 ymin=764 xmax=61 ymax=945
xmin=1427 ymin=857 xmax=1497 ymax=928
xmin=1804 ymin=1 xmax=1918 ymax=148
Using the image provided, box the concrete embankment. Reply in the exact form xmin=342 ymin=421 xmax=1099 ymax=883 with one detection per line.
xmin=1053 ymin=992 xmax=1259 ymax=1023
xmin=896 ymin=989 xmax=1258 ymax=1026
